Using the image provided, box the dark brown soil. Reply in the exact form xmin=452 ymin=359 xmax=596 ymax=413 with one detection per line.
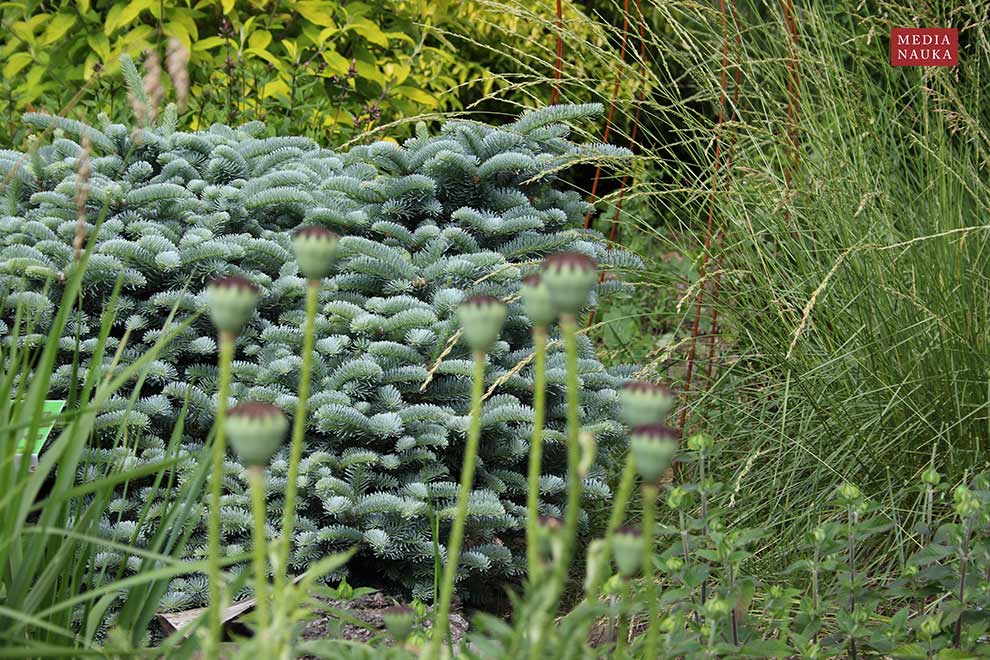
xmin=300 ymin=592 xmax=469 ymax=652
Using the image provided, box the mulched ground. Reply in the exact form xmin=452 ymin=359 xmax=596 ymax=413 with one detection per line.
xmin=301 ymin=591 xmax=469 ymax=649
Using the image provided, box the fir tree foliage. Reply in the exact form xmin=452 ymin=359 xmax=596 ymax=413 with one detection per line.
xmin=0 ymin=105 xmax=641 ymax=603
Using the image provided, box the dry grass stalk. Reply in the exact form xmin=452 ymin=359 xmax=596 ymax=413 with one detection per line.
xmin=72 ymin=137 xmax=92 ymax=261
xmin=166 ymin=38 xmax=191 ymax=112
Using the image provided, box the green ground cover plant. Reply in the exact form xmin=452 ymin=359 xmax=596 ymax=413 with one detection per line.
xmin=526 ymin=0 xmax=990 ymax=574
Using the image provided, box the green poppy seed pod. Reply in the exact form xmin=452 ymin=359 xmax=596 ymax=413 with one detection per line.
xmin=629 ymin=424 xmax=680 ymax=483
xmin=686 ymin=432 xmax=715 ymax=453
xmin=921 ymin=467 xmax=941 ymax=486
xmin=954 ymin=484 xmax=980 ymax=519
xmin=620 ymin=381 xmax=675 ymax=427
xmin=457 ymin=295 xmax=506 ymax=352
xmin=293 ymin=226 xmax=339 ymax=280
xmin=583 ymin=538 xmax=609 ymax=594
xmin=205 ymin=276 xmax=259 ymax=335
xmin=578 ymin=430 xmax=597 ymax=477
xmin=226 ymin=401 xmax=288 ymax=467
xmin=382 ymin=604 xmax=416 ymax=642
xmin=541 ymin=252 xmax=597 ymax=315
xmin=705 ymin=597 xmax=731 ymax=618
xmin=612 ymin=526 xmax=642 ymax=578
xmin=520 ymin=274 xmax=556 ymax=328
xmin=836 ymin=482 xmax=863 ymax=505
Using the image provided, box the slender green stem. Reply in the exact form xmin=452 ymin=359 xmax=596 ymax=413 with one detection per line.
xmin=586 ymin=455 xmax=637 ymax=600
xmin=642 ymin=483 xmax=659 ymax=659
xmin=428 ymin=350 xmax=486 ymax=660
xmin=526 ymin=325 xmax=548 ymax=579
xmin=848 ymin=507 xmax=858 ymax=660
xmin=556 ymin=313 xmax=583 ymax=577
xmin=615 ymin=578 xmax=631 ymax=659
xmin=248 ymin=466 xmax=269 ymax=652
xmin=530 ymin=314 xmax=583 ymax=660
xmin=278 ymin=281 xmax=318 ymax=591
xmin=208 ymin=331 xmax=235 ymax=653
xmin=954 ymin=520 xmax=971 ymax=649
xmin=699 ymin=450 xmax=708 ymax=607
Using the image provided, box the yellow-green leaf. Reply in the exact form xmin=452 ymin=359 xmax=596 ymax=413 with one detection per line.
xmin=162 ymin=22 xmax=191 ymax=50
xmin=105 ymin=0 xmax=153 ymax=34
xmin=383 ymin=61 xmax=410 ymax=86
xmin=348 ymin=18 xmax=389 ymax=48
xmin=296 ymin=1 xmax=336 ymax=28
xmin=353 ymin=57 xmax=385 ymax=86
xmin=244 ymin=47 xmax=279 ymax=67
xmin=42 ymin=13 xmax=77 ymax=44
xmin=84 ymin=53 xmax=101 ymax=79
xmin=394 ymin=85 xmax=437 ymax=107
xmin=76 ymin=0 xmax=91 ymax=13
xmin=222 ymin=0 xmax=235 ymax=14
xmin=11 ymin=17 xmax=45 ymax=44
xmin=282 ymin=39 xmax=298 ymax=61
xmin=248 ymin=29 xmax=271 ymax=50
xmin=169 ymin=10 xmax=199 ymax=43
xmin=385 ymin=30 xmax=415 ymax=45
xmin=87 ymin=32 xmax=111 ymax=60
xmin=317 ymin=26 xmax=340 ymax=43
xmin=321 ymin=49 xmax=349 ymax=76
xmin=260 ymin=78 xmax=290 ymax=99
xmin=192 ymin=36 xmax=230 ymax=52
xmin=3 ymin=52 xmax=33 ymax=79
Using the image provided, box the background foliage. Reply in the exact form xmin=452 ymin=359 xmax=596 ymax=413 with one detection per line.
xmin=0 ymin=0 xmax=499 ymax=145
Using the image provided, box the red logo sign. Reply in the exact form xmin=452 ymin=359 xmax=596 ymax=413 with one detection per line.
xmin=891 ymin=28 xmax=958 ymax=66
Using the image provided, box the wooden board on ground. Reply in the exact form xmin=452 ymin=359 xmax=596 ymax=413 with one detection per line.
xmin=156 ymin=597 xmax=256 ymax=637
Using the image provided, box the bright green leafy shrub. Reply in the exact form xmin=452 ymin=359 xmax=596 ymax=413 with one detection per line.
xmin=0 ymin=104 xmax=640 ymax=604
xmin=0 ymin=0 xmax=499 ymax=145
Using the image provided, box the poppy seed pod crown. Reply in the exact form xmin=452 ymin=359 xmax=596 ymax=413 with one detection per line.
xmin=520 ymin=274 xmax=556 ymax=328
xmin=293 ymin=226 xmax=339 ymax=280
xmin=226 ymin=401 xmax=289 ymax=467
xmin=541 ymin=252 xmax=597 ymax=315
xmin=382 ymin=604 xmax=416 ymax=642
xmin=205 ymin=276 xmax=259 ymax=335
xmin=620 ymin=381 xmax=675 ymax=427
xmin=457 ymin=294 xmax=507 ymax=352
xmin=612 ymin=525 xmax=643 ymax=577
xmin=629 ymin=424 xmax=680 ymax=483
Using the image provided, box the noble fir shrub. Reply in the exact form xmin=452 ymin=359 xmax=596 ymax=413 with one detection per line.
xmin=0 ymin=104 xmax=642 ymax=605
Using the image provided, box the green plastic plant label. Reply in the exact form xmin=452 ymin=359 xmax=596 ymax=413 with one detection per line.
xmin=15 ymin=400 xmax=65 ymax=454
